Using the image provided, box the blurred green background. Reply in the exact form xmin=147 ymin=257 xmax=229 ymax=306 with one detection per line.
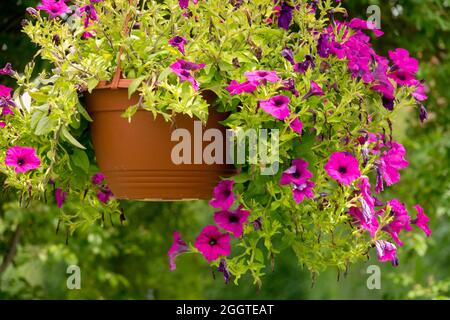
xmin=0 ymin=0 xmax=449 ymax=299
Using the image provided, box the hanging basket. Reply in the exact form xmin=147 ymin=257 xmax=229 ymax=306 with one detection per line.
xmin=85 ymin=80 xmax=236 ymax=200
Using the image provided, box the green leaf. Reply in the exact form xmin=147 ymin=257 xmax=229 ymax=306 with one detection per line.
xmin=71 ymin=149 xmax=90 ymax=174
xmin=77 ymin=103 xmax=93 ymax=122
xmin=121 ymin=104 xmax=139 ymax=121
xmin=35 ymin=116 xmax=53 ymax=135
xmin=87 ymin=78 xmax=99 ymax=93
xmin=157 ymin=67 xmax=172 ymax=83
xmin=128 ymin=76 xmax=146 ymax=98
xmin=61 ymin=127 xmax=86 ymax=149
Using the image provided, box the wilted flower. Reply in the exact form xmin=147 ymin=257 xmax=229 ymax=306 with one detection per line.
xmin=218 ymin=259 xmax=230 ymax=284
xmin=167 ymin=231 xmax=189 ymax=271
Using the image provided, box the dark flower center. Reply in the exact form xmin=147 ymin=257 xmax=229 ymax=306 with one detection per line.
xmin=397 ymin=72 xmax=406 ymax=81
xmin=209 ymin=238 xmax=217 ymax=246
xmin=274 ymin=98 xmax=285 ymax=107
xmin=50 ymin=7 xmax=59 ymax=14
xmin=221 ymin=189 xmax=231 ymax=198
xmin=17 ymin=158 xmax=25 ymax=166
xmin=292 ymin=170 xmax=301 ymax=178
xmin=173 ymin=37 xmax=183 ymax=44
xmin=258 ymin=71 xmax=268 ymax=77
xmin=338 ymin=166 xmax=347 ymax=174
xmin=228 ymin=214 xmax=239 ymax=223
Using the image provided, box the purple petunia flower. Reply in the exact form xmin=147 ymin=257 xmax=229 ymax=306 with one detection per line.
xmin=324 ymin=152 xmax=361 ymax=186
xmin=97 ymin=186 xmax=113 ymax=203
xmin=214 ymin=205 xmax=250 ymax=238
xmin=91 ymin=172 xmax=105 ymax=185
xmin=280 ymin=159 xmax=313 ymax=185
xmin=218 ymin=259 xmax=230 ymax=284
xmin=293 ymin=55 xmax=315 ymax=73
xmin=37 ymin=0 xmax=71 ymax=18
xmin=194 ymin=225 xmax=231 ymax=262
xmin=259 ymin=95 xmax=290 ymax=120
xmin=317 ymin=33 xmax=330 ymax=58
xmin=0 ymin=63 xmax=14 ymax=76
xmin=55 ymin=187 xmax=68 ymax=209
xmin=226 ymin=80 xmax=258 ymax=95
xmin=375 ymin=240 xmax=399 ymax=266
xmin=5 ymin=146 xmax=41 ymax=173
xmin=380 ymin=199 xmax=413 ymax=247
xmin=169 ymin=36 xmax=187 ymax=55
xmin=378 ymin=141 xmax=409 ymax=188
xmin=278 ymin=2 xmax=294 ymax=30
xmin=244 ymin=70 xmax=280 ymax=84
xmin=412 ymin=204 xmax=432 ymax=237
xmin=302 ymin=81 xmax=324 ymax=100
xmin=280 ymin=78 xmax=299 ymax=97
xmin=281 ymin=47 xmax=295 ymax=65
xmin=209 ymin=180 xmax=235 ymax=210
xmin=167 ymin=231 xmax=189 ymax=271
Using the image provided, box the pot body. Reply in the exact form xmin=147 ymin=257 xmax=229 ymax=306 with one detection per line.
xmin=85 ymin=84 xmax=235 ymax=200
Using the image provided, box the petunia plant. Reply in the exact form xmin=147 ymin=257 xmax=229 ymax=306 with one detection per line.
xmin=1 ymin=0 xmax=432 ymax=285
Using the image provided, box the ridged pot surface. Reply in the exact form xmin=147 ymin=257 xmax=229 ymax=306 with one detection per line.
xmin=85 ymin=86 xmax=235 ymax=200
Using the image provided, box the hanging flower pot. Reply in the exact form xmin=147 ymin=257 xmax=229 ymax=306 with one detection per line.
xmin=85 ymin=80 xmax=236 ymax=200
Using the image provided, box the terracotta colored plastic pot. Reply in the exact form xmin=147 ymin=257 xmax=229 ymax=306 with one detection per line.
xmin=85 ymin=79 xmax=236 ymax=200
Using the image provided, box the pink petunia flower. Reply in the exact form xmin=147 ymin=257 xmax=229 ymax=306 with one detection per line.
xmin=37 ymin=0 xmax=71 ymax=18
xmin=349 ymin=207 xmax=379 ymax=238
xmin=289 ymin=118 xmax=303 ymax=134
xmin=170 ymin=59 xmax=205 ymax=91
xmin=412 ymin=204 xmax=432 ymax=237
xmin=194 ymin=225 xmax=231 ymax=262
xmin=209 ymin=180 xmax=235 ymax=210
xmin=5 ymin=146 xmax=41 ymax=173
xmin=378 ymin=141 xmax=409 ymax=189
xmin=280 ymin=159 xmax=313 ymax=185
xmin=381 ymin=199 xmax=413 ymax=247
xmin=291 ymin=180 xmax=315 ymax=204
xmin=259 ymin=95 xmax=290 ymax=120
xmin=226 ymin=80 xmax=258 ymax=95
xmin=348 ymin=177 xmax=379 ymax=237
xmin=168 ymin=36 xmax=187 ymax=55
xmin=214 ymin=205 xmax=250 ymax=238
xmin=0 ymin=85 xmax=12 ymax=98
xmin=244 ymin=70 xmax=280 ymax=84
xmin=167 ymin=231 xmax=189 ymax=271
xmin=55 ymin=188 xmax=68 ymax=209
xmin=374 ymin=240 xmax=399 ymax=266
xmin=302 ymin=80 xmax=324 ymax=100
xmin=324 ymin=152 xmax=361 ymax=186
xmin=348 ymin=18 xmax=384 ymax=37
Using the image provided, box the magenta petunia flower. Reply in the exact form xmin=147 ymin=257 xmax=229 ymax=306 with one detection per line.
xmin=280 ymin=159 xmax=313 ymax=186
xmin=302 ymin=80 xmax=324 ymax=100
xmin=55 ymin=188 xmax=68 ymax=209
xmin=91 ymin=172 xmax=105 ymax=185
xmin=97 ymin=186 xmax=113 ymax=203
xmin=37 ymin=0 xmax=71 ymax=18
xmin=292 ymin=180 xmax=315 ymax=204
xmin=214 ymin=205 xmax=250 ymax=238
xmin=209 ymin=180 xmax=235 ymax=210
xmin=0 ymin=85 xmax=12 ymax=98
xmin=5 ymin=146 xmax=41 ymax=173
xmin=381 ymin=199 xmax=413 ymax=247
xmin=378 ymin=141 xmax=409 ymax=188
xmin=349 ymin=207 xmax=379 ymax=238
xmin=289 ymin=118 xmax=303 ymax=134
xmin=179 ymin=0 xmax=198 ymax=9
xmin=324 ymin=152 xmax=361 ymax=186
xmin=374 ymin=240 xmax=399 ymax=266
xmin=244 ymin=70 xmax=280 ymax=84
xmin=194 ymin=225 xmax=231 ymax=262
xmin=412 ymin=82 xmax=428 ymax=102
xmin=170 ymin=59 xmax=205 ymax=91
xmin=167 ymin=231 xmax=189 ymax=271
xmin=259 ymin=95 xmax=290 ymax=120
xmin=226 ymin=80 xmax=258 ymax=95
xmin=317 ymin=33 xmax=330 ymax=58
xmin=348 ymin=18 xmax=384 ymax=37
xmin=412 ymin=204 xmax=432 ymax=237
xmin=389 ymin=48 xmax=419 ymax=74
xmin=168 ymin=36 xmax=187 ymax=55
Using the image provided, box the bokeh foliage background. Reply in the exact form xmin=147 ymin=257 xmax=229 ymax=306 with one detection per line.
xmin=0 ymin=0 xmax=449 ymax=299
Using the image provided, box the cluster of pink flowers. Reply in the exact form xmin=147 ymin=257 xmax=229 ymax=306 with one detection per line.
xmin=91 ymin=172 xmax=114 ymax=203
